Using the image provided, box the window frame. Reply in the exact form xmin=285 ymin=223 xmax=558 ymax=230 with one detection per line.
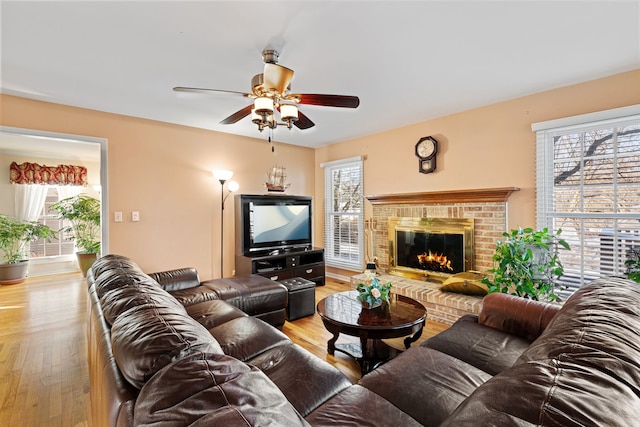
xmin=534 ymin=105 xmax=640 ymax=296
xmin=30 ymin=186 xmax=77 ymax=259
xmin=321 ymin=156 xmax=364 ymax=270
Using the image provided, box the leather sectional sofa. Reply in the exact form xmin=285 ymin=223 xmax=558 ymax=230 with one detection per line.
xmin=88 ymin=254 xmax=640 ymax=426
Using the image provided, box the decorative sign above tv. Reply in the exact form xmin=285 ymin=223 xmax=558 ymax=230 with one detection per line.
xmin=235 ymin=194 xmax=313 ymax=255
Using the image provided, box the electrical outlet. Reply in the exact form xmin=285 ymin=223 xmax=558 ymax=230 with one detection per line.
xmin=114 ymin=211 xmax=123 ymax=223
xmin=132 ymin=211 xmax=140 ymax=222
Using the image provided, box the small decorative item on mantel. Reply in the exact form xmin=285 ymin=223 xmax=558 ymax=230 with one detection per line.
xmin=357 ymin=271 xmax=392 ymax=309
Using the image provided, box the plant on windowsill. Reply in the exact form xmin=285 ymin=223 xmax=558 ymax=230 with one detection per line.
xmin=481 ymin=227 xmax=571 ymax=302
xmin=50 ymin=194 xmax=101 ymax=276
xmin=0 ymin=214 xmax=55 ymax=285
xmin=625 ymin=248 xmax=640 ymax=283
xmin=357 ymin=271 xmax=392 ymax=308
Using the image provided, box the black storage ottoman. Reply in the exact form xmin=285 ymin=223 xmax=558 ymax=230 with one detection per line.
xmin=279 ymin=277 xmax=316 ymax=321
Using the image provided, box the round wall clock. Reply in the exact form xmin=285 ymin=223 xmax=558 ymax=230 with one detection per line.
xmin=415 ymin=136 xmax=438 ymax=174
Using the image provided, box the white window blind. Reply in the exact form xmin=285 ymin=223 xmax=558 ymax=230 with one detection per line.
xmin=535 ymin=107 xmax=640 ymax=297
xmin=322 ymin=157 xmax=364 ymax=270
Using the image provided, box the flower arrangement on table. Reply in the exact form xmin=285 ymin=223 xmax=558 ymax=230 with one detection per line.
xmin=356 ymin=271 xmax=392 ymax=308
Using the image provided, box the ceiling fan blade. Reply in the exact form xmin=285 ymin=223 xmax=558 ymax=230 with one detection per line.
xmin=263 ymin=63 xmax=294 ymax=93
xmin=220 ymin=104 xmax=253 ymax=124
xmin=173 ymin=87 xmax=251 ymax=97
xmin=296 ymin=94 xmax=360 ymax=108
xmin=294 ymin=111 xmax=315 ymax=130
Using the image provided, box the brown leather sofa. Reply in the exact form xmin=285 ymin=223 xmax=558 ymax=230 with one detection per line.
xmin=88 ymin=254 xmax=640 ymax=426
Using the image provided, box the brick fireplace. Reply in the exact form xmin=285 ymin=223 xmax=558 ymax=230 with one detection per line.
xmin=366 ymin=187 xmax=519 ymax=278
xmin=354 ymin=187 xmax=519 ymax=324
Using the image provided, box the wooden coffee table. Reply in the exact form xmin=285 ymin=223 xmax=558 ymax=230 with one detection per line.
xmin=317 ymin=290 xmax=426 ymax=375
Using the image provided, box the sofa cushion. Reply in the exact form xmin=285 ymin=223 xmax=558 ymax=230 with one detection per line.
xmin=441 ymin=357 xmax=640 ymax=427
xmin=305 ymin=384 xmax=423 ymax=427
xmin=203 ymin=275 xmax=288 ymax=315
xmin=91 ymin=254 xmax=141 ymax=279
xmin=100 ymin=280 xmax=186 ymax=325
xmin=422 ymin=314 xmax=530 ymax=375
xmin=248 ymin=343 xmax=352 ymax=417
xmin=358 ymin=346 xmax=492 ymax=426
xmin=185 ymin=299 xmax=248 ymax=329
xmin=111 ymin=304 xmax=224 ymax=389
xmin=169 ymin=284 xmax=222 ymax=306
xmin=148 ymin=267 xmax=201 ymax=291
xmin=479 ymin=292 xmax=560 ymax=342
xmin=134 ymin=352 xmax=310 ymax=427
xmin=518 ymin=276 xmax=640 ymax=367
xmin=93 ymin=268 xmax=160 ymax=300
xmin=208 ymin=316 xmax=290 ymax=361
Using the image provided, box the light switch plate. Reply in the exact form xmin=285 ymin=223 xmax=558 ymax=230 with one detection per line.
xmin=114 ymin=212 xmax=123 ymax=222
xmin=132 ymin=211 xmax=140 ymax=222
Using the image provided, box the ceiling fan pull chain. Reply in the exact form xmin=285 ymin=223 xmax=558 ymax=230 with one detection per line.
xmin=268 ymin=134 xmax=275 ymax=153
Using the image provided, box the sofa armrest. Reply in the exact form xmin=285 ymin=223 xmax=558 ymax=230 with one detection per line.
xmin=478 ymin=292 xmax=560 ymax=342
xmin=148 ymin=267 xmax=201 ymax=291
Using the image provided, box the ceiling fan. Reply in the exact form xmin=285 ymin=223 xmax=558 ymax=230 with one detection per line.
xmin=173 ymin=49 xmax=360 ymax=131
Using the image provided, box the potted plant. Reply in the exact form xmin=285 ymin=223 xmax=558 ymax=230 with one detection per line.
xmin=50 ymin=194 xmax=101 ymax=276
xmin=625 ymin=248 xmax=640 ymax=283
xmin=0 ymin=214 xmax=55 ymax=285
xmin=482 ymin=227 xmax=571 ymax=301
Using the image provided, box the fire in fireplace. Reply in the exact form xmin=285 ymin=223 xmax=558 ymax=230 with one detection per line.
xmin=389 ymin=217 xmax=474 ymax=281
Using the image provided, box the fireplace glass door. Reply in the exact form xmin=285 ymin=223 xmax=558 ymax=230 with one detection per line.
xmin=388 ymin=217 xmax=474 ymax=280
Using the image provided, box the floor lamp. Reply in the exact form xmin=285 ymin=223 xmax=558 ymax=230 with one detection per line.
xmin=214 ymin=170 xmax=239 ymax=278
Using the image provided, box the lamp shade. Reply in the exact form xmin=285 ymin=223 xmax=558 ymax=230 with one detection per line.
xmin=227 ymin=181 xmax=240 ymax=192
xmin=251 ymin=108 xmax=262 ymax=124
xmin=254 ymin=97 xmax=274 ymax=114
xmin=280 ymin=104 xmax=299 ymax=121
xmin=213 ymin=170 xmax=233 ymax=182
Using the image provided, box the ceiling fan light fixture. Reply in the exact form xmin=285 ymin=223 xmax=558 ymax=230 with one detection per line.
xmin=254 ymin=97 xmax=273 ymax=114
xmin=280 ymin=104 xmax=298 ymax=121
xmin=251 ymin=108 xmax=262 ymax=124
xmin=177 ymin=49 xmax=359 ymax=133
xmin=267 ymin=113 xmax=276 ymax=128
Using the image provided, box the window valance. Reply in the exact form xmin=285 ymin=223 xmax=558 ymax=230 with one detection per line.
xmin=10 ymin=161 xmax=88 ymax=186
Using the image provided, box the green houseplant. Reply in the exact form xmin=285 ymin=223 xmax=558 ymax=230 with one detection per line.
xmin=50 ymin=194 xmax=101 ymax=276
xmin=625 ymin=248 xmax=640 ymax=283
xmin=482 ymin=227 xmax=571 ymax=301
xmin=0 ymin=214 xmax=55 ymax=284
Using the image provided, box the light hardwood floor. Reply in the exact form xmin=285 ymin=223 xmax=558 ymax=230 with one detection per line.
xmin=0 ymin=272 xmax=448 ymax=426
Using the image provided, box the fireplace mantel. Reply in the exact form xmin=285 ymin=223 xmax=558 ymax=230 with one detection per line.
xmin=366 ymin=187 xmax=520 ymax=205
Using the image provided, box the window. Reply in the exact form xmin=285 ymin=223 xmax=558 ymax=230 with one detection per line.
xmin=322 ymin=156 xmax=364 ymax=270
xmin=535 ymin=106 xmax=640 ymax=297
xmin=30 ymin=187 xmax=76 ymax=258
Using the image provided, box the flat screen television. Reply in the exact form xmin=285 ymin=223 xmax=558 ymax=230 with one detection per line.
xmin=235 ymin=194 xmax=313 ymax=255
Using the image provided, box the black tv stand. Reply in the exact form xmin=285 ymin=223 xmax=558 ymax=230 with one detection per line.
xmin=235 ymin=248 xmax=325 ymax=286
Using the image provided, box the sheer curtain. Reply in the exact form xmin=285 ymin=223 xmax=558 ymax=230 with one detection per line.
xmin=57 ymin=185 xmax=82 ymax=201
xmin=14 ymin=184 xmax=48 ymax=222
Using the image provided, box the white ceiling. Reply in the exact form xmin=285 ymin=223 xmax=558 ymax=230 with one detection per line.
xmin=1 ymin=1 xmax=639 ymax=149
xmin=0 ymin=132 xmax=101 ymax=163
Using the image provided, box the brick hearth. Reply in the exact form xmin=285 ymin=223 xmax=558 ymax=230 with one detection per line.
xmin=351 ymin=273 xmax=483 ymax=325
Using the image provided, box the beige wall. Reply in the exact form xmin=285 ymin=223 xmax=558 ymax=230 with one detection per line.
xmin=2 ymin=69 xmax=638 ymax=278
xmin=315 ymin=69 xmax=640 ymax=273
xmin=0 ymin=95 xmax=316 ymax=279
